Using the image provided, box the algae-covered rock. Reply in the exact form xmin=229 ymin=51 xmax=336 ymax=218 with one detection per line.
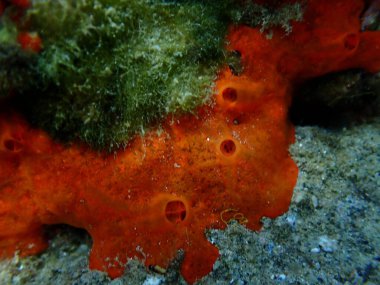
xmin=18 ymin=0 xmax=231 ymax=149
xmin=0 ymin=0 xmax=303 ymax=150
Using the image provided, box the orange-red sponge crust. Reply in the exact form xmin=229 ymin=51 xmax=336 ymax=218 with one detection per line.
xmin=1 ymin=0 xmax=379 ymax=283
xmin=0 ymin=96 xmax=297 ymax=283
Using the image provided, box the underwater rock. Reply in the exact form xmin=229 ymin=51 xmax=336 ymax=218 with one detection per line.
xmin=0 ymin=0 xmax=379 ymax=284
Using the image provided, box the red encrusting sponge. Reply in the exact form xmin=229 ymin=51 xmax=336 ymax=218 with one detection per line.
xmin=0 ymin=0 xmax=379 ymax=283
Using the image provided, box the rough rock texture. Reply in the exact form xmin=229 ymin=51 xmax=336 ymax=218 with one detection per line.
xmin=202 ymin=120 xmax=380 ymax=285
xmin=3 ymin=0 xmax=380 ymax=281
xmin=1 ymin=0 xmax=379 ymax=284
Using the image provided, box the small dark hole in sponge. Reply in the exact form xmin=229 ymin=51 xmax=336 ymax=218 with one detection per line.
xmin=222 ymin=88 xmax=237 ymax=102
xmin=165 ymin=200 xmax=186 ymax=223
xmin=220 ymin=139 xmax=236 ymax=156
xmin=4 ymin=139 xmax=23 ymax=152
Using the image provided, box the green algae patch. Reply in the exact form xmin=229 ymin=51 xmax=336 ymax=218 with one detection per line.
xmin=21 ymin=0 xmax=231 ymax=149
xmin=0 ymin=0 xmax=303 ymax=150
